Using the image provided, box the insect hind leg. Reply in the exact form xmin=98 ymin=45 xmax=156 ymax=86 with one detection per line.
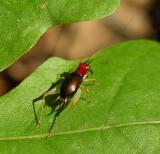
xmin=48 ymin=99 xmax=67 ymax=136
xmin=32 ymin=83 xmax=60 ymax=130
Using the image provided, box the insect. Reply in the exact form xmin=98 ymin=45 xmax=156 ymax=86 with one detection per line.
xmin=33 ymin=60 xmax=95 ymax=136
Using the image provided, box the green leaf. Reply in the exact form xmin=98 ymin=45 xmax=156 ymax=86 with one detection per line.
xmin=1 ymin=39 xmax=160 ymax=153
xmin=0 ymin=0 xmax=119 ymax=72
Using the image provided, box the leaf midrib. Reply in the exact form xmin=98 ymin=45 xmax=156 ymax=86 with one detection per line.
xmin=0 ymin=120 xmax=160 ymax=141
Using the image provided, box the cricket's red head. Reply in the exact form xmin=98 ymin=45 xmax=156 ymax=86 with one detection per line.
xmin=74 ymin=63 xmax=91 ymax=78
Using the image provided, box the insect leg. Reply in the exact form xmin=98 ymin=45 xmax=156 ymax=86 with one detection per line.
xmin=83 ymin=78 xmax=96 ymax=83
xmin=69 ymin=88 xmax=81 ymax=111
xmin=48 ymin=100 xmax=67 ymax=137
xmin=33 ymin=85 xmax=60 ymax=129
xmin=80 ymin=77 xmax=96 ymax=103
xmin=80 ymin=85 xmax=90 ymax=103
xmin=32 ymin=100 xmax=39 ymax=128
xmin=48 ymin=87 xmax=82 ymax=137
xmin=47 ymin=88 xmax=82 ymax=137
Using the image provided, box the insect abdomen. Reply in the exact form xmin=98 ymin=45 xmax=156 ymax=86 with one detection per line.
xmin=60 ymin=73 xmax=82 ymax=99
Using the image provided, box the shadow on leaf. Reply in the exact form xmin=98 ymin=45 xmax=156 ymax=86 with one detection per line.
xmin=32 ymin=72 xmax=71 ymax=133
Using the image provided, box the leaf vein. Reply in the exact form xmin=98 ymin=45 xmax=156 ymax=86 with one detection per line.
xmin=0 ymin=120 xmax=160 ymax=141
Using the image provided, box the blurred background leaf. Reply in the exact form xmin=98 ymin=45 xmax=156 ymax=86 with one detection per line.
xmin=0 ymin=0 xmax=119 ymax=72
xmin=1 ymin=40 xmax=160 ymax=153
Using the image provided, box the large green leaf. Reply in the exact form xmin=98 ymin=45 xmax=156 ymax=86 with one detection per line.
xmin=0 ymin=0 xmax=119 ymax=72
xmin=1 ymin=40 xmax=160 ymax=153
